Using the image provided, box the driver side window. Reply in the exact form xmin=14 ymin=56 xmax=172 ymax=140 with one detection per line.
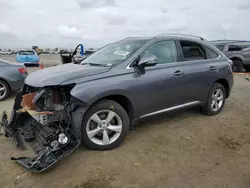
xmin=141 ymin=40 xmax=178 ymax=64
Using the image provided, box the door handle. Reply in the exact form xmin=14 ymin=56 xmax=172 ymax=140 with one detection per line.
xmin=209 ymin=66 xmax=216 ymax=71
xmin=174 ymin=70 xmax=184 ymax=77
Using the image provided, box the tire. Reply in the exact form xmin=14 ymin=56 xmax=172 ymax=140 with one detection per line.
xmin=0 ymin=79 xmax=10 ymax=101
xmin=81 ymin=100 xmax=130 ymax=150
xmin=201 ymin=83 xmax=226 ymax=116
xmin=232 ymin=59 xmax=243 ymax=72
xmin=244 ymin=65 xmax=250 ymax=72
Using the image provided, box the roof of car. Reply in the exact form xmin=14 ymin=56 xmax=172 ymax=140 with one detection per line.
xmin=122 ymin=33 xmax=207 ymax=43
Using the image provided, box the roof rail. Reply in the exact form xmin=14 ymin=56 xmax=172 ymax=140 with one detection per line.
xmin=155 ymin=33 xmax=207 ymax=41
xmin=123 ymin=37 xmax=153 ymax=40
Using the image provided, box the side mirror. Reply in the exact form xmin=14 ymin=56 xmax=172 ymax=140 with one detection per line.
xmin=138 ymin=54 xmax=158 ymax=67
xmin=134 ymin=54 xmax=158 ymax=75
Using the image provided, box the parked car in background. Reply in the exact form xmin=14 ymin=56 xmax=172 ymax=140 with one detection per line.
xmin=16 ymin=50 xmax=40 ymax=67
xmin=212 ymin=41 xmax=250 ymax=72
xmin=0 ymin=51 xmax=12 ymax=55
xmin=0 ymin=59 xmax=27 ymax=101
xmin=0 ymin=34 xmax=234 ymax=172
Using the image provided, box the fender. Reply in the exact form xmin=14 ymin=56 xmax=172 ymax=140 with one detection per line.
xmin=228 ymin=54 xmax=244 ymax=62
xmin=70 ymin=79 xmax=133 ymax=106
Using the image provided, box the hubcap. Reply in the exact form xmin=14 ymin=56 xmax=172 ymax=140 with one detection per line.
xmin=211 ymin=88 xmax=224 ymax=111
xmin=0 ymin=83 xmax=6 ymax=100
xmin=86 ymin=110 xmax=123 ymax=146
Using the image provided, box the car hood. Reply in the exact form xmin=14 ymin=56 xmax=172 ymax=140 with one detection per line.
xmin=25 ymin=63 xmax=111 ymax=87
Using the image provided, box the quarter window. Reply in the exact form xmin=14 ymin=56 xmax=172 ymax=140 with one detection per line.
xmin=205 ymin=47 xmax=219 ymax=59
xmin=141 ymin=41 xmax=178 ymax=64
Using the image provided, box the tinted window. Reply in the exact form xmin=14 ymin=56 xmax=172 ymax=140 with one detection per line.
xmin=205 ymin=47 xmax=219 ymax=59
xmin=228 ymin=45 xmax=242 ymax=52
xmin=141 ymin=40 xmax=178 ymax=64
xmin=180 ymin=41 xmax=206 ymax=61
xmin=216 ymin=45 xmax=225 ymax=52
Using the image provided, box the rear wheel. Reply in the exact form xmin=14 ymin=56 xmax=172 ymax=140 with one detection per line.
xmin=232 ymin=59 xmax=243 ymax=72
xmin=201 ymin=83 xmax=226 ymax=116
xmin=0 ymin=80 xmax=10 ymax=101
xmin=81 ymin=100 xmax=129 ymax=150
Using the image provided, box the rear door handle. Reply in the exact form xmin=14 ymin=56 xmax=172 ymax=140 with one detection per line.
xmin=174 ymin=70 xmax=184 ymax=77
xmin=209 ymin=66 xmax=216 ymax=71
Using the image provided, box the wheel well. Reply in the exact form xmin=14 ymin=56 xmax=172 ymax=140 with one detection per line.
xmin=216 ymin=79 xmax=229 ymax=98
xmin=230 ymin=57 xmax=243 ymax=62
xmin=95 ymin=95 xmax=135 ymax=124
xmin=0 ymin=78 xmax=11 ymax=91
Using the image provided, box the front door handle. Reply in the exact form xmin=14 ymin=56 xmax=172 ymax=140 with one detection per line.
xmin=209 ymin=66 xmax=216 ymax=71
xmin=174 ymin=70 xmax=184 ymax=77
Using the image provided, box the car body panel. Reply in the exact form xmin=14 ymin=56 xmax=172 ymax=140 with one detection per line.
xmin=0 ymin=59 xmax=26 ymax=91
xmin=25 ymin=63 xmax=111 ymax=87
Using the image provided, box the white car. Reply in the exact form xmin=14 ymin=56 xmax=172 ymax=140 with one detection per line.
xmin=0 ymin=51 xmax=12 ymax=55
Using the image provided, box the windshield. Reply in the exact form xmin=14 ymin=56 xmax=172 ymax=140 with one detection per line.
xmin=81 ymin=40 xmax=148 ymax=66
xmin=19 ymin=50 xmax=35 ymax=55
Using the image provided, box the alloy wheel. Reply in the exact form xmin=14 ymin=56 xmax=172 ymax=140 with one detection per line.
xmin=211 ymin=88 xmax=224 ymax=111
xmin=86 ymin=110 xmax=123 ymax=146
xmin=0 ymin=83 xmax=7 ymax=100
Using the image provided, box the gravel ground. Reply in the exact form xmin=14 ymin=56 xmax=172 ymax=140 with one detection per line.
xmin=0 ymin=55 xmax=250 ymax=188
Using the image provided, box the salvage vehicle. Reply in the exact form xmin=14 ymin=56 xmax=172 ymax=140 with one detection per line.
xmin=16 ymin=50 xmax=40 ymax=67
xmin=0 ymin=33 xmax=234 ymax=172
xmin=212 ymin=41 xmax=250 ymax=72
xmin=0 ymin=59 xmax=27 ymax=101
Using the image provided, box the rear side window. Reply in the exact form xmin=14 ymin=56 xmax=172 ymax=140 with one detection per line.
xmin=19 ymin=50 xmax=35 ymax=55
xmin=228 ymin=45 xmax=242 ymax=52
xmin=180 ymin=41 xmax=206 ymax=61
xmin=205 ymin=47 xmax=219 ymax=59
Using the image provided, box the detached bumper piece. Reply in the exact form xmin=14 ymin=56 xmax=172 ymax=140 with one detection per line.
xmin=0 ymin=91 xmax=81 ymax=173
xmin=11 ymin=138 xmax=80 ymax=173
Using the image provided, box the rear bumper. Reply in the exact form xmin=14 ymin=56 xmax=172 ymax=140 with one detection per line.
xmin=0 ymin=93 xmax=81 ymax=173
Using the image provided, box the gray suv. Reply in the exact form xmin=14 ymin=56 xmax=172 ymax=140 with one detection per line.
xmin=213 ymin=41 xmax=250 ymax=72
xmin=1 ymin=34 xmax=234 ymax=172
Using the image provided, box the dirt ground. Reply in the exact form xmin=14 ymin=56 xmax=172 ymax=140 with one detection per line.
xmin=0 ymin=56 xmax=250 ymax=188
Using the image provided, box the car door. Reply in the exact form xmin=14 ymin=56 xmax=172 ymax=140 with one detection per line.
xmin=178 ymin=40 xmax=220 ymax=103
xmin=130 ymin=40 xmax=186 ymax=117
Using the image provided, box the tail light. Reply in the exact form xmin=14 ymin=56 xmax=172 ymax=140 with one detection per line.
xmin=18 ymin=67 xmax=28 ymax=75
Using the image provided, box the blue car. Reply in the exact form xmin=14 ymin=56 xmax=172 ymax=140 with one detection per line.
xmin=16 ymin=50 xmax=40 ymax=67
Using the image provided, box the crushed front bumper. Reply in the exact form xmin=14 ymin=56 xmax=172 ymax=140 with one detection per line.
xmin=0 ymin=93 xmax=81 ymax=173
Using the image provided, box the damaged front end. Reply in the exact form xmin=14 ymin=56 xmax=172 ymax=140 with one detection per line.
xmin=0 ymin=84 xmax=81 ymax=172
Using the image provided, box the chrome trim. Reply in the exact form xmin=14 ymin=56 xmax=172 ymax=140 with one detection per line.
xmin=139 ymin=101 xmax=201 ymax=118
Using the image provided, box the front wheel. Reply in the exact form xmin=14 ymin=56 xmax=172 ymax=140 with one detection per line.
xmin=81 ymin=100 xmax=129 ymax=150
xmin=201 ymin=83 xmax=226 ymax=116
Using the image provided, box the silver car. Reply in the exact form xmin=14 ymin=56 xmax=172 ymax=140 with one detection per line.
xmin=0 ymin=59 xmax=27 ymax=101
